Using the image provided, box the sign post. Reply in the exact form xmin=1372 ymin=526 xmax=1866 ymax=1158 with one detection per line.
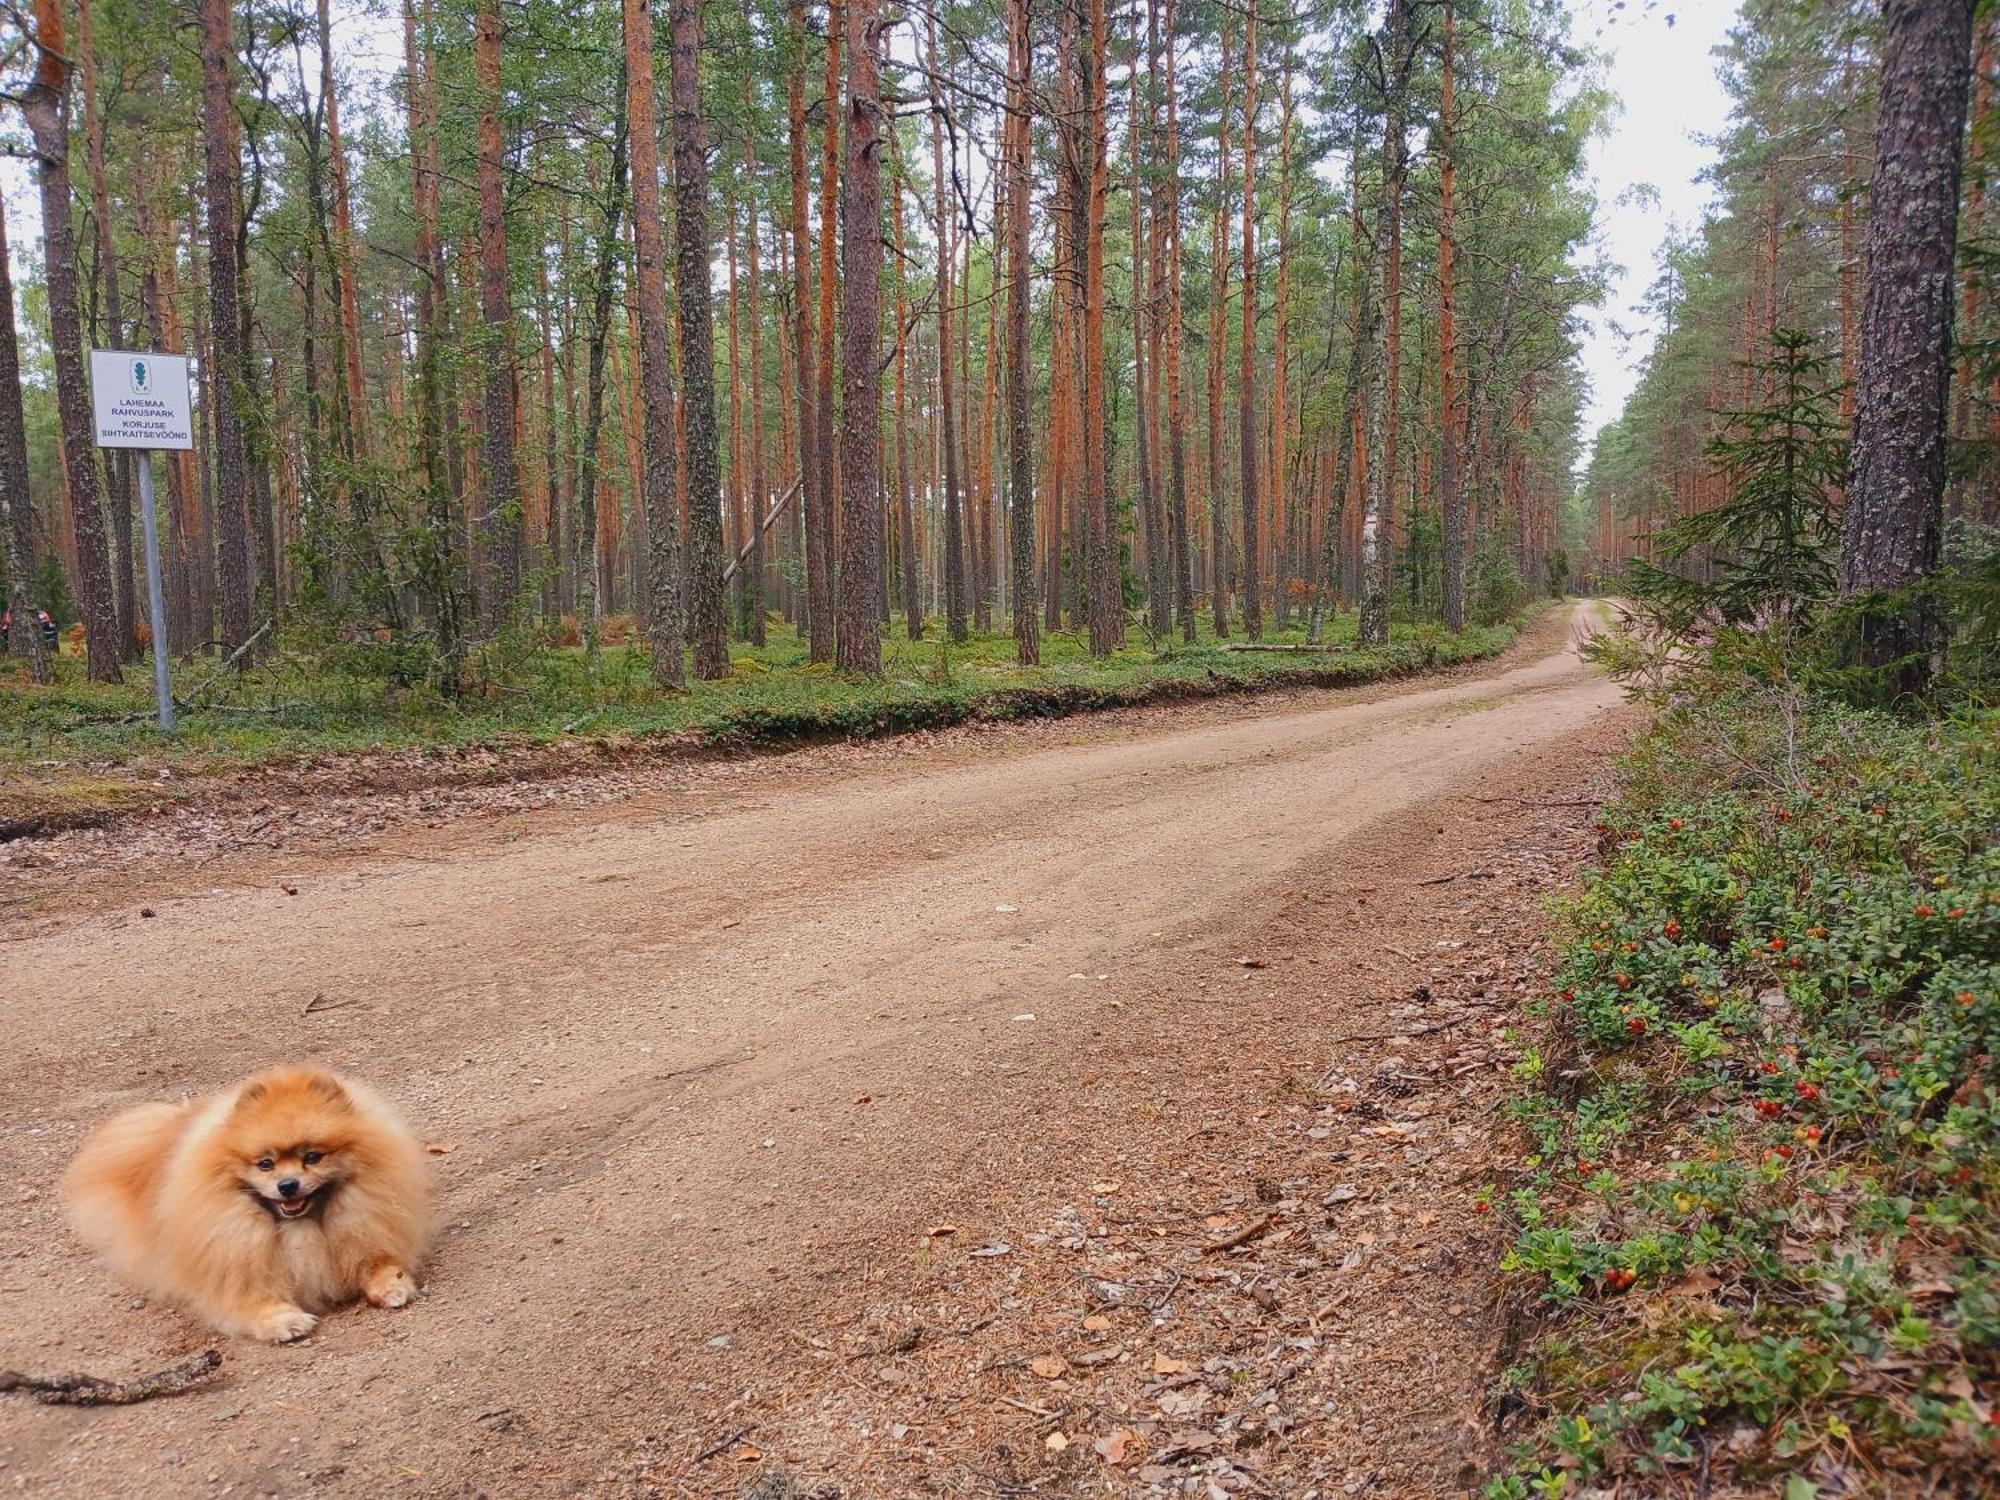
xmin=90 ymin=350 xmax=194 ymax=731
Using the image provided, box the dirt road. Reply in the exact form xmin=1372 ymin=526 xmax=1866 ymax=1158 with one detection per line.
xmin=1 ymin=603 xmax=1628 ymax=1497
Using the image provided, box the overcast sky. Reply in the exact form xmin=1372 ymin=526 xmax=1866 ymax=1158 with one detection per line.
xmin=1571 ymin=0 xmax=1740 ymax=443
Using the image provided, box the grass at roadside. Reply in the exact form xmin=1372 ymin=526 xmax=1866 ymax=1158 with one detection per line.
xmin=1 ymin=607 xmax=1532 ymax=786
xmin=1487 ymin=699 xmax=1998 ymax=1496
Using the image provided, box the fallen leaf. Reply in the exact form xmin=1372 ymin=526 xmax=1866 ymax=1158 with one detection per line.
xmin=968 ymin=1242 xmax=1012 ymax=1258
xmin=1237 ymin=956 xmax=1270 ymax=969
xmin=1081 ymin=1314 xmax=1113 ymax=1332
xmin=1029 ymin=1354 xmax=1067 ymax=1380
xmin=424 ymin=1142 xmax=457 ymax=1156
xmin=1091 ymin=1180 xmax=1121 ymax=1195
xmin=1093 ymin=1428 xmax=1138 ymax=1465
xmin=926 ymin=1223 xmax=959 ymax=1239
xmin=1044 ymin=1431 xmax=1069 ymax=1452
xmin=1152 ymin=1353 xmax=1189 ymax=1375
xmin=733 ymin=1444 xmax=762 ymax=1463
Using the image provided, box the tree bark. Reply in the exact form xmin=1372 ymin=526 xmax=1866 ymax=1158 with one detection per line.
xmin=742 ymin=77 xmax=770 ymax=648
xmin=1438 ymin=0 xmax=1466 ymax=632
xmin=1006 ymin=0 xmax=1039 ymax=664
xmin=814 ymin=1 xmax=843 ymax=658
xmin=891 ymin=140 xmax=924 ymax=639
xmin=1207 ymin=18 xmax=1234 ymax=636
xmin=1838 ymin=0 xmax=1975 ymax=697
xmin=1162 ymin=0 xmax=1194 ymax=642
xmin=1084 ymin=0 xmax=1120 ymax=654
xmin=928 ymin=5 xmax=968 ymax=643
xmin=1357 ymin=0 xmax=1412 ymax=649
xmin=0 ymin=182 xmax=50 ymax=681
xmin=24 ymin=0 xmax=120 ymax=680
xmin=1236 ymin=3 xmax=1261 ymax=639
xmin=620 ymin=0 xmax=685 ymax=683
xmin=835 ymin=0 xmax=884 ymax=673
xmin=78 ymin=0 xmax=138 ymax=661
xmin=786 ymin=0 xmax=827 ymax=658
xmin=474 ymin=0 xmax=521 ymax=627
xmin=669 ymin=0 xmax=730 ymax=678
xmin=1131 ymin=0 xmax=1165 ymax=640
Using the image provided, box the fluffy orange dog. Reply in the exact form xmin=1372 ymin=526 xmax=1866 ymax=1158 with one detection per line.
xmin=62 ymin=1065 xmax=432 ymax=1342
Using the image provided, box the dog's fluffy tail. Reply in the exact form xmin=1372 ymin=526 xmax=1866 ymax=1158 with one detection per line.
xmin=61 ymin=1101 xmax=189 ymax=1277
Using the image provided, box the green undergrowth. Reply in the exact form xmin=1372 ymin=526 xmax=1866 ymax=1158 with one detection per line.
xmin=1 ymin=607 xmax=1529 ymax=793
xmin=1487 ymin=695 xmax=1999 ymax=1496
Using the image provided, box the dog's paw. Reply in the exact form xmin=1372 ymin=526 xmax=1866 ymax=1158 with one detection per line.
xmin=252 ymin=1304 xmax=319 ymax=1343
xmin=363 ymin=1264 xmax=418 ymax=1310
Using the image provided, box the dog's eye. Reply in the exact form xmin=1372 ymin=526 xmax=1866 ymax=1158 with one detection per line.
xmin=302 ymin=1151 xmax=322 ymax=1165
xmin=256 ymin=1157 xmax=275 ymax=1172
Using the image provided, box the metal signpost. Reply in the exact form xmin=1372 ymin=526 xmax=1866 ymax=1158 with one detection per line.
xmin=89 ymin=350 xmax=194 ymax=730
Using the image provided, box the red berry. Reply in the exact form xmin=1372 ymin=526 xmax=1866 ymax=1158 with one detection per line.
xmin=1795 ymin=1082 xmax=1819 ymax=1101
xmin=1473 ymin=1201 xmax=1490 ymax=1215
xmin=1768 ymin=937 xmax=1788 ymax=952
xmin=1753 ymin=1099 xmax=1784 ymax=1119
xmin=1626 ymin=1016 xmax=1648 ymax=1036
xmin=1774 ymin=1145 xmax=1793 ymax=1159
xmin=1669 ymin=818 xmax=1683 ymax=831
xmin=1914 ymin=904 xmax=1936 ymax=917
xmin=1664 ymin=920 xmax=1682 ymax=939
xmin=1615 ymin=973 xmax=1633 ymax=990
xmin=1760 ymin=1061 xmax=1781 ymax=1075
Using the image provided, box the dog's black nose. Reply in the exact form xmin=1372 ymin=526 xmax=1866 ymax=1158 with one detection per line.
xmin=277 ymin=1178 xmax=301 ymax=1198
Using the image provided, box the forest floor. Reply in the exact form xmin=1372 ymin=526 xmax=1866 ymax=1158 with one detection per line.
xmin=0 ymin=601 xmax=1635 ymax=1498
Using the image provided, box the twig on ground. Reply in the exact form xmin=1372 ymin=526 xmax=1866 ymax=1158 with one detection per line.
xmin=0 ymin=1348 xmax=221 ymax=1406
xmin=1200 ymin=1215 xmax=1276 ymax=1255
xmin=692 ymin=1423 xmax=759 ymax=1464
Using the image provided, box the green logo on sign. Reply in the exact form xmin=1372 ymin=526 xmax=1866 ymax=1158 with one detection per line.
xmin=130 ymin=359 xmax=151 ymax=395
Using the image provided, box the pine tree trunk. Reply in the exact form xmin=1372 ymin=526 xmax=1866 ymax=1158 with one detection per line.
xmin=474 ymin=0 xmax=521 ymax=628
xmin=1006 ymin=0 xmax=1039 ymax=664
xmin=834 ymin=0 xmax=884 ymax=673
xmin=1131 ymin=0 xmax=1165 ymax=640
xmin=1271 ymin=40 xmax=1294 ymax=628
xmin=0 ymin=183 xmax=49 ymax=681
xmin=24 ymin=0 xmax=119 ymax=680
xmin=1207 ymin=18 xmax=1234 ymax=637
xmin=813 ymin=3 xmax=843 ymax=660
xmin=78 ymin=0 xmax=138 ymax=661
xmin=1162 ymin=0 xmax=1194 ymax=642
xmin=928 ymin=7 xmax=969 ymax=643
xmin=786 ymin=0 xmax=826 ymax=657
xmin=891 ymin=145 xmax=924 ymax=640
xmin=1838 ymin=0 xmax=1975 ymax=697
xmin=1084 ymin=0 xmax=1120 ymax=654
xmin=1357 ymin=0 xmax=1410 ymax=649
xmin=620 ymin=0 xmax=684 ymax=683
xmin=1438 ymin=0 xmax=1466 ymax=631
xmin=1236 ymin=4 xmax=1261 ymax=640
xmin=194 ymin=0 xmax=253 ymax=657
xmin=670 ymin=0 xmax=729 ymax=678
xmin=742 ymin=79 xmax=770 ymax=648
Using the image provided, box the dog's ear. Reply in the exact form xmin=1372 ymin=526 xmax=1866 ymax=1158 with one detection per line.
xmin=303 ymin=1071 xmax=353 ymax=1112
xmin=233 ymin=1079 xmax=266 ymax=1110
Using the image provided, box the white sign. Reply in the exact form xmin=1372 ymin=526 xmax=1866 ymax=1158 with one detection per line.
xmin=90 ymin=349 xmax=194 ymax=450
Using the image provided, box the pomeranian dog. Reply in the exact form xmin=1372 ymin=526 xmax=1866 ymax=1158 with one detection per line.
xmin=62 ymin=1065 xmax=432 ymax=1343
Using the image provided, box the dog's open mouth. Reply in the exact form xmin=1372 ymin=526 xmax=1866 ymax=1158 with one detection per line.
xmin=257 ymin=1185 xmax=331 ymax=1221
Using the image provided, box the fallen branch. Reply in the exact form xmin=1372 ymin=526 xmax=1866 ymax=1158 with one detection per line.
xmin=1217 ymin=642 xmax=1350 ymax=654
xmin=1200 ymin=1215 xmax=1276 ymax=1255
xmin=1 ymin=1348 xmax=221 ymax=1406
xmin=1414 ymin=868 xmax=1496 ymax=886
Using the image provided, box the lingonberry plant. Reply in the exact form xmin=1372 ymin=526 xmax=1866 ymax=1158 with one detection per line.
xmin=1487 ymin=705 xmax=1996 ymax=1495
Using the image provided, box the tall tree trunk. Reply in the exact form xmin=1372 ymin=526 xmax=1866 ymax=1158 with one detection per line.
xmin=1438 ymin=0 xmax=1466 ymax=631
xmin=25 ymin=0 xmax=119 ymax=679
xmin=928 ymin=5 xmax=968 ymax=642
xmin=742 ymin=79 xmax=770 ymax=648
xmin=406 ymin=0 xmax=461 ymax=670
xmin=835 ymin=0 xmax=884 ymax=672
xmin=1131 ymin=0 xmax=1165 ymax=639
xmin=1207 ymin=19 xmax=1234 ymax=636
xmin=474 ymin=0 xmax=521 ymax=627
xmin=1084 ymin=0 xmax=1120 ymax=654
xmin=624 ymin=0 xmax=685 ymax=684
xmin=78 ymin=0 xmax=138 ymax=661
xmin=814 ymin=1 xmax=843 ymax=658
xmin=891 ymin=142 xmax=923 ymax=639
xmin=1357 ymin=0 xmax=1412 ymax=649
xmin=1271 ymin=36 xmax=1294 ymax=627
xmin=1006 ymin=0 xmax=1039 ymax=664
xmin=1838 ymin=0 xmax=1975 ymax=697
xmin=195 ymin=0 xmax=253 ymax=657
xmin=1162 ymin=0 xmax=1194 ymax=641
xmin=1236 ymin=2 xmax=1261 ymax=639
xmin=670 ymin=0 xmax=730 ymax=678
xmin=0 ymin=183 xmax=49 ymax=681
xmin=787 ymin=0 xmax=826 ymax=657
xmin=319 ymin=0 xmax=368 ymax=468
